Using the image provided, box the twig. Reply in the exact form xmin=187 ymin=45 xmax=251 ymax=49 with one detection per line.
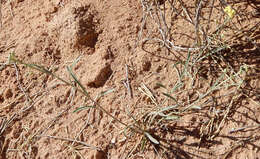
xmin=37 ymin=135 xmax=102 ymax=151
xmin=229 ymin=124 xmax=260 ymax=133
xmin=14 ymin=63 xmax=32 ymax=103
xmin=125 ymin=64 xmax=133 ymax=98
xmin=210 ymin=94 xmax=241 ymax=140
xmin=142 ymin=38 xmax=199 ymax=52
xmin=177 ymin=0 xmax=193 ymax=24
xmin=194 ymin=0 xmax=203 ymax=44
xmin=0 ymin=114 xmax=17 ymax=136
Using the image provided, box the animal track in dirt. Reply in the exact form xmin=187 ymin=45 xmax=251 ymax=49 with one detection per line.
xmin=72 ymin=5 xmax=99 ymax=49
xmin=87 ymin=63 xmax=113 ymax=88
xmin=16 ymin=2 xmax=100 ymax=65
xmin=48 ymin=3 xmax=101 ymax=57
xmin=77 ymin=49 xmax=113 ymax=89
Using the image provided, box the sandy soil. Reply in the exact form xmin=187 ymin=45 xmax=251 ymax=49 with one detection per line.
xmin=0 ymin=0 xmax=259 ymax=159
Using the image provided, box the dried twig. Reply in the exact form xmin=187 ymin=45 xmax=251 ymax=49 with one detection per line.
xmin=229 ymin=124 xmax=260 ymax=133
xmin=14 ymin=63 xmax=31 ymax=103
xmin=123 ymin=64 xmax=133 ymax=99
xmin=37 ymin=135 xmax=102 ymax=151
xmin=0 ymin=114 xmax=17 ymax=136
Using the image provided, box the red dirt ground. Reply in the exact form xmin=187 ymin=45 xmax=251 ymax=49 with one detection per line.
xmin=0 ymin=0 xmax=259 ymax=159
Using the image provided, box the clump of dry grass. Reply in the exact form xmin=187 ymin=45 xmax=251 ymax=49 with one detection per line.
xmin=133 ymin=0 xmax=260 ymax=157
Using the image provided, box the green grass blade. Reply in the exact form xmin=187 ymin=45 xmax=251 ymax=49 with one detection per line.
xmin=67 ymin=66 xmax=89 ymax=96
xmin=73 ymin=106 xmax=95 ymax=113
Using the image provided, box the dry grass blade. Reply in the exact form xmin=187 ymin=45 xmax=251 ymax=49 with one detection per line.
xmin=0 ymin=114 xmax=16 ymax=136
xmin=138 ymin=83 xmax=158 ymax=106
xmin=124 ymin=64 xmax=133 ymax=98
xmin=14 ymin=63 xmax=32 ymax=104
xmin=36 ymin=135 xmax=101 ymax=151
xmin=229 ymin=124 xmax=260 ymax=134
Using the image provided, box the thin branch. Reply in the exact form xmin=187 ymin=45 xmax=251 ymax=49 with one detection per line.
xmin=37 ymin=135 xmax=102 ymax=151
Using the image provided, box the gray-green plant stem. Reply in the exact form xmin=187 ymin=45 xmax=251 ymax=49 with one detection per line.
xmin=9 ymin=53 xmax=145 ymax=135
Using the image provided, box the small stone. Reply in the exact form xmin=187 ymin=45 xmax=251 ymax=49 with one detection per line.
xmin=111 ymin=137 xmax=116 ymax=144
